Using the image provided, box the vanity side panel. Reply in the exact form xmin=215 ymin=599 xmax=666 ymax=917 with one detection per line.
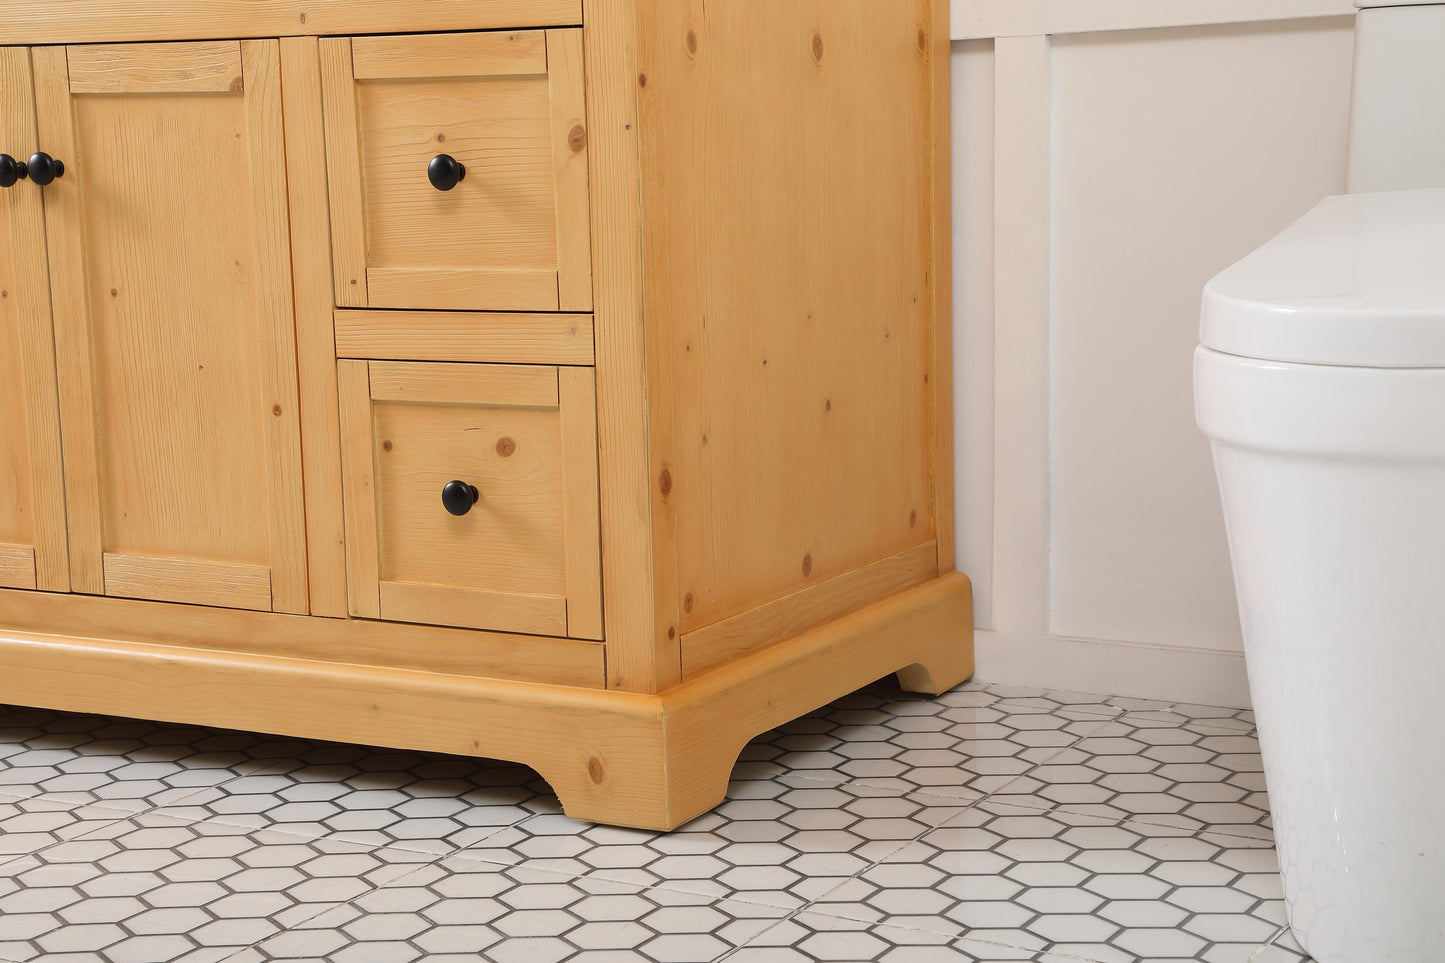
xmin=637 ymin=0 xmax=944 ymax=663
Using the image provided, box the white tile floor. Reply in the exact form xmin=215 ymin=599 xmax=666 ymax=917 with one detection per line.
xmin=0 ymin=678 xmax=1314 ymax=963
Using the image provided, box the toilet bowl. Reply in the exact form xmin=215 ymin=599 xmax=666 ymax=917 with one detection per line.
xmin=1196 ymin=192 xmax=1445 ymax=963
xmin=1196 ymin=3 xmax=1445 ymax=958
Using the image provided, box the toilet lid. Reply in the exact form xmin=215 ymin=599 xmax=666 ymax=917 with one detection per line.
xmin=1201 ymin=187 xmax=1445 ymax=367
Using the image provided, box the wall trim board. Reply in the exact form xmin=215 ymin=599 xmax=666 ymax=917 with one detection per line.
xmin=953 ymin=0 xmax=1355 ymax=39
xmin=990 ymin=35 xmax=1051 ymax=636
xmin=973 ymin=629 xmax=1252 ymax=708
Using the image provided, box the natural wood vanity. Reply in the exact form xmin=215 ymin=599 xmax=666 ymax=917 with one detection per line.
xmin=0 ymin=0 xmax=972 ymax=829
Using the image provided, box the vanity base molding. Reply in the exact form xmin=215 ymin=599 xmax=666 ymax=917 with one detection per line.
xmin=0 ymin=574 xmax=971 ymax=830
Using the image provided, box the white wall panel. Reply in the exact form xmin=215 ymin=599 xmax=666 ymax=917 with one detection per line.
xmin=949 ymin=7 xmax=1359 ymax=703
xmin=1046 ymin=19 xmax=1355 ymax=652
xmin=951 ymin=40 xmax=997 ymax=629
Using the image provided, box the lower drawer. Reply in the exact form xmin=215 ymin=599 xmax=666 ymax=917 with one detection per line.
xmin=337 ymin=360 xmax=602 ymax=639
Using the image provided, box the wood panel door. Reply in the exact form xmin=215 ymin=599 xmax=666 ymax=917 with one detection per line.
xmin=320 ymin=30 xmax=592 ymax=312
xmin=33 ymin=40 xmax=309 ymax=613
xmin=338 ymin=360 xmax=603 ymax=639
xmin=0 ymin=47 xmax=68 ymax=592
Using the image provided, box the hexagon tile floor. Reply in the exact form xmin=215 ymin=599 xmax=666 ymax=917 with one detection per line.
xmin=0 ymin=678 xmax=1315 ymax=963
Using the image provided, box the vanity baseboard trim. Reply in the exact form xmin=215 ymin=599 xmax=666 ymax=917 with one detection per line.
xmin=0 ymin=573 xmax=971 ymax=830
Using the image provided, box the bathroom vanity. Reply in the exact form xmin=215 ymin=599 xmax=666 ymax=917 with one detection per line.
xmin=0 ymin=0 xmax=970 ymax=829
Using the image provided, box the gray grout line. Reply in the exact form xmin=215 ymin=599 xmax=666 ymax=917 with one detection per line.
xmin=712 ymin=701 xmax=1129 ymax=962
xmin=0 ymin=749 xmax=547 ymax=963
xmin=0 ymin=803 xmax=147 ymax=874
xmin=1249 ymin=923 xmax=1310 ymax=962
xmin=959 ymin=789 xmax=1273 ymax=843
xmin=173 ymin=791 xmax=548 ymax=963
xmin=0 ymin=684 xmax=1276 ymax=963
xmin=214 ymin=855 xmax=471 ymax=963
xmin=771 ymin=706 xmax=1129 ymax=804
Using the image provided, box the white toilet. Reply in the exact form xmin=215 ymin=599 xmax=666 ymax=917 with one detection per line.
xmin=1195 ymin=4 xmax=1445 ymax=962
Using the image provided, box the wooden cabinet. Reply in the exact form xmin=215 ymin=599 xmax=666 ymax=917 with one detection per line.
xmin=0 ymin=0 xmax=972 ymax=832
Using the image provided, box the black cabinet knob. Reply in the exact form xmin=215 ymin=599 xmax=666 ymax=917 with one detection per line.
xmin=0 ymin=154 xmax=27 ymax=188
xmin=442 ymin=480 xmax=480 ymax=517
xmin=427 ymin=153 xmax=466 ymax=191
xmin=27 ymin=152 xmax=64 ymax=186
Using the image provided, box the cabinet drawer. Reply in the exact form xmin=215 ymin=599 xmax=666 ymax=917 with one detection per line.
xmin=338 ymin=360 xmax=602 ymax=639
xmin=321 ymin=30 xmax=592 ymax=313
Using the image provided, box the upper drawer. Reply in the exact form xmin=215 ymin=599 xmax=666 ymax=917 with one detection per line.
xmin=320 ymin=31 xmax=592 ymax=313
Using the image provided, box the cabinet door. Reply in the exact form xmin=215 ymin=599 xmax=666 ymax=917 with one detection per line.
xmin=338 ymin=361 xmax=603 ymax=639
xmin=33 ymin=41 xmax=309 ymax=613
xmin=320 ymin=31 xmax=592 ymax=312
xmin=0 ymin=47 xmax=67 ymax=592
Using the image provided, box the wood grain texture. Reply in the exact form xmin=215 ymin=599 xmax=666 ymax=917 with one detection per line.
xmin=366 ymin=361 xmax=558 ymax=407
xmin=371 ymin=394 xmax=569 ymax=601
xmin=637 ymin=0 xmax=937 ymax=638
xmin=342 ymin=43 xmax=569 ymax=312
xmin=319 ymin=37 xmax=367 ymax=306
xmin=586 ymin=0 xmax=668 ymax=692
xmin=549 ymin=28 xmax=594 ymax=312
xmin=32 ymin=45 xmax=103 ymax=594
xmin=334 ymin=309 xmax=595 ymax=366
xmin=0 ymin=46 xmax=69 ymax=593
xmin=0 ymin=571 xmax=970 ymax=829
xmin=380 ymin=581 xmax=568 ymax=636
xmin=0 ymin=0 xmax=584 ymax=44
xmin=636 ymin=1 xmax=683 ymax=696
xmin=66 ymin=41 xmax=241 ymax=93
xmin=680 ymin=541 xmax=939 ymax=677
xmin=366 ymin=268 xmax=560 ymax=312
xmin=337 ymin=360 xmax=381 ymax=619
xmin=103 ymin=552 xmax=272 ymax=610
xmin=38 ymin=40 xmax=311 ymax=611
xmin=72 ymin=82 xmax=266 ymax=569
xmin=0 ymin=586 xmax=606 ymax=690
xmin=243 ymin=39 xmax=310 ymax=615
xmin=352 ymin=31 xmax=547 ymax=80
xmin=0 ymin=626 xmax=658 ymax=824
xmin=281 ymin=36 xmax=348 ymax=618
xmin=929 ymin=0 xmax=957 ymax=573
xmin=340 ymin=360 xmax=601 ymax=638
xmin=658 ymin=573 xmax=974 ymax=828
xmin=560 ymin=367 xmax=604 ymax=640
xmin=0 ymin=544 xmax=37 ymax=591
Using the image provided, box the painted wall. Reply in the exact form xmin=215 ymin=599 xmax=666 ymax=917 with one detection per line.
xmin=949 ymin=1 xmax=1358 ymax=706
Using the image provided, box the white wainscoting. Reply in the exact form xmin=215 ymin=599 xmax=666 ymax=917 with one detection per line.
xmin=950 ymin=1 xmax=1358 ymax=706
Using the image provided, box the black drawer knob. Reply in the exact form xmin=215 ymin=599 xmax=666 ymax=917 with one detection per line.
xmin=0 ymin=154 xmax=27 ymax=188
xmin=27 ymin=152 xmax=64 ymax=186
xmin=442 ymin=479 xmax=480 ymax=517
xmin=427 ymin=153 xmax=466 ymax=191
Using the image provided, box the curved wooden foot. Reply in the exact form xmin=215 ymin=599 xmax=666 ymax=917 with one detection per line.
xmin=542 ymin=573 xmax=978 ymax=830
xmin=897 ymin=646 xmax=975 ymax=696
xmin=543 ymin=734 xmax=740 ymax=831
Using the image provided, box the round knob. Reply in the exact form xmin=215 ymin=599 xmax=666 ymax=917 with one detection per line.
xmin=427 ymin=153 xmax=466 ymax=191
xmin=0 ymin=154 xmax=27 ymax=188
xmin=441 ymin=480 xmax=480 ymax=517
xmin=26 ymin=152 xmax=64 ymax=186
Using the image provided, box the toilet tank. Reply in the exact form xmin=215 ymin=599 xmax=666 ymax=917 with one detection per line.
xmin=1348 ymin=1 xmax=1445 ymax=192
